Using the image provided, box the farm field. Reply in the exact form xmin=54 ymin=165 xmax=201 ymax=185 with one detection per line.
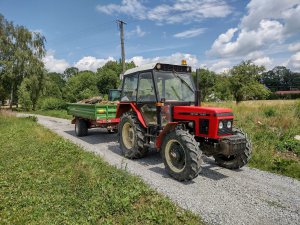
xmin=0 ymin=112 xmax=202 ymax=224
xmin=204 ymin=100 xmax=300 ymax=179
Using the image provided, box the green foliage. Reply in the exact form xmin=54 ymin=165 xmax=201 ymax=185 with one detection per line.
xmin=213 ymin=75 xmax=233 ymax=101
xmin=17 ymin=79 xmax=32 ymax=111
xmin=96 ymin=61 xmax=135 ymax=95
xmin=276 ymin=138 xmax=300 ymax=156
xmin=272 ymin=158 xmax=297 ymax=174
xmin=0 ymin=115 xmax=202 ymax=224
xmin=41 ymin=72 xmax=65 ymax=98
xmin=38 ymin=97 xmax=67 ymax=110
xmin=17 ymin=74 xmax=45 ymax=110
xmin=262 ymin=66 xmax=300 ymax=92
xmin=63 ymin=71 xmax=99 ymax=102
xmin=295 ymin=101 xmax=300 ymax=119
xmin=205 ymin=100 xmax=300 ymax=179
xmin=263 ymin=107 xmax=277 ymax=117
xmin=63 ymin=67 xmax=79 ymax=80
xmin=193 ymin=68 xmax=216 ymax=101
xmin=229 ymin=61 xmax=269 ymax=103
xmin=0 ymin=14 xmax=46 ymax=108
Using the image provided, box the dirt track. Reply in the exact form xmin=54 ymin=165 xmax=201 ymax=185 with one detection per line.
xmin=20 ymin=114 xmax=300 ymax=225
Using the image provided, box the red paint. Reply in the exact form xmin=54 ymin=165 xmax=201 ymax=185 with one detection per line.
xmin=116 ymin=102 xmax=147 ymax=128
xmin=155 ymin=122 xmax=178 ymax=149
xmin=173 ymin=106 xmax=234 ymax=139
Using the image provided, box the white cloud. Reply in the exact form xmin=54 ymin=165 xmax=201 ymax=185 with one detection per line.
xmin=209 ymin=60 xmax=231 ymax=73
xmin=286 ymin=52 xmax=300 ymax=71
xmin=288 ymin=42 xmax=300 ymax=52
xmin=74 ymin=56 xmax=115 ymax=72
xmin=208 ymin=20 xmax=284 ymax=57
xmin=208 ymin=0 xmax=300 ymax=61
xmin=128 ymin=52 xmax=199 ymax=69
xmin=96 ymin=0 xmax=146 ymax=19
xmin=173 ymin=28 xmax=206 ymax=39
xmin=97 ymin=0 xmax=232 ymax=24
xmin=252 ymin=57 xmax=272 ymax=68
xmin=127 ymin=25 xmax=146 ymax=38
xmin=43 ymin=50 xmax=69 ymax=73
xmin=242 ymin=0 xmax=300 ymax=34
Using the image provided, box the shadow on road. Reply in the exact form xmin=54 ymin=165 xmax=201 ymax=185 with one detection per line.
xmin=64 ymin=128 xmax=230 ymax=182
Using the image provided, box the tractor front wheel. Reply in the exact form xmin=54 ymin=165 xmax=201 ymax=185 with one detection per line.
xmin=119 ymin=112 xmax=148 ymax=159
xmin=162 ymin=129 xmax=202 ymax=181
xmin=213 ymin=128 xmax=252 ymax=169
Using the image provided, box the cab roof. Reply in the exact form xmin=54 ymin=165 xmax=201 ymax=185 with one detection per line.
xmin=123 ymin=63 xmax=192 ymax=76
xmin=124 ymin=63 xmax=156 ymax=75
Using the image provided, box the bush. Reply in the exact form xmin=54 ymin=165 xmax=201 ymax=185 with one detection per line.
xmin=263 ymin=107 xmax=277 ymax=117
xmin=295 ymin=101 xmax=300 ymax=119
xmin=276 ymin=138 xmax=300 ymax=156
xmin=38 ymin=97 xmax=67 ymax=110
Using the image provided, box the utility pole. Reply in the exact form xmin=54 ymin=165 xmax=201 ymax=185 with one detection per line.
xmin=117 ymin=20 xmax=126 ymax=74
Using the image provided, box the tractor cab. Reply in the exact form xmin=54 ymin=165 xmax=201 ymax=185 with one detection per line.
xmin=116 ymin=62 xmax=251 ymax=181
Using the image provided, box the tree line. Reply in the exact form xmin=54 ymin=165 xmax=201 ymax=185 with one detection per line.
xmin=1 ymin=14 xmax=300 ymax=111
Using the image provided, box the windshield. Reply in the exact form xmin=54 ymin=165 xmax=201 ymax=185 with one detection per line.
xmin=154 ymin=71 xmax=195 ymax=102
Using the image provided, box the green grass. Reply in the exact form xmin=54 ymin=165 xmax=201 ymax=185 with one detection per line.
xmin=204 ymin=100 xmax=300 ymax=179
xmin=24 ymin=109 xmax=72 ymax=119
xmin=0 ymin=113 xmax=203 ymax=225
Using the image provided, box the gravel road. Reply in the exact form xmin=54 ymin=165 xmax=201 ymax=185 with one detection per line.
xmin=20 ymin=114 xmax=300 ymax=225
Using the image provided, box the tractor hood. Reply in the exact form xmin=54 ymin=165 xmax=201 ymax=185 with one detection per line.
xmin=173 ymin=106 xmax=233 ymax=118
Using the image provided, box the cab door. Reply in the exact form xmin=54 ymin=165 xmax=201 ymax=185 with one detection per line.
xmin=136 ymin=72 xmax=157 ymax=125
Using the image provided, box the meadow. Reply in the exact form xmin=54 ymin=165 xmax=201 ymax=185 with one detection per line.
xmin=0 ymin=111 xmax=202 ymax=224
xmin=205 ymin=100 xmax=300 ymax=179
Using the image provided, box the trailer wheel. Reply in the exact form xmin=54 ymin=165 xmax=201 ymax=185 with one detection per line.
xmin=213 ymin=128 xmax=251 ymax=169
xmin=119 ymin=112 xmax=148 ymax=159
xmin=75 ymin=118 xmax=88 ymax=137
xmin=162 ymin=129 xmax=202 ymax=181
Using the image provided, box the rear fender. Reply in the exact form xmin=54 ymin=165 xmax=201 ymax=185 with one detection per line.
xmin=116 ymin=102 xmax=147 ymax=128
xmin=155 ymin=122 xmax=178 ymax=149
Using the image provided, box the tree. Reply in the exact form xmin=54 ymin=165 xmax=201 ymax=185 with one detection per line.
xmin=213 ymin=75 xmax=233 ymax=101
xmin=63 ymin=71 xmax=98 ymax=102
xmin=96 ymin=60 xmax=135 ymax=94
xmin=0 ymin=14 xmax=46 ymax=108
xmin=192 ymin=68 xmax=216 ymax=101
xmin=40 ymin=72 xmax=65 ymax=99
xmin=262 ymin=66 xmax=300 ymax=91
xmin=229 ymin=61 xmax=270 ymax=103
xmin=63 ymin=67 xmax=79 ymax=80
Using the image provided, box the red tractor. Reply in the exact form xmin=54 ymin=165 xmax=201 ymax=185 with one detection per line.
xmin=115 ymin=62 xmax=251 ymax=181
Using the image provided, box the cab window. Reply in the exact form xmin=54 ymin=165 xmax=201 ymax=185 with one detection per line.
xmin=121 ymin=74 xmax=138 ymax=101
xmin=137 ymin=72 xmax=156 ymax=102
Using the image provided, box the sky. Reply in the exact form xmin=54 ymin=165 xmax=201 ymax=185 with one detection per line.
xmin=1 ymin=0 xmax=300 ymax=73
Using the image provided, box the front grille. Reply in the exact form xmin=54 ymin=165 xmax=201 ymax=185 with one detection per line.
xmin=218 ymin=119 xmax=233 ymax=136
xmin=199 ymin=119 xmax=209 ymax=134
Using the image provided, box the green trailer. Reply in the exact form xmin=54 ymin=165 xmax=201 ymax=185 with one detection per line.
xmin=67 ymin=103 xmax=120 ymax=137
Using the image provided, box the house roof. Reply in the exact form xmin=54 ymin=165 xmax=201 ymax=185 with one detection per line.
xmin=275 ymin=90 xmax=300 ymax=94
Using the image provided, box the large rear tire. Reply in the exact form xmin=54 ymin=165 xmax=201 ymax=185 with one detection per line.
xmin=213 ymin=128 xmax=251 ymax=169
xmin=118 ymin=112 xmax=148 ymax=159
xmin=75 ymin=118 xmax=88 ymax=137
xmin=162 ymin=129 xmax=202 ymax=181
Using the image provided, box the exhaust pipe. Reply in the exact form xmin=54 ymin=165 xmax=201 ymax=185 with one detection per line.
xmin=195 ymin=68 xmax=201 ymax=106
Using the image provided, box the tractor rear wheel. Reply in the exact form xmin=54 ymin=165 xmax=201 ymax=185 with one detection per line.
xmin=75 ymin=118 xmax=88 ymax=137
xmin=119 ymin=112 xmax=148 ymax=159
xmin=162 ymin=129 xmax=202 ymax=181
xmin=213 ymin=128 xmax=251 ymax=169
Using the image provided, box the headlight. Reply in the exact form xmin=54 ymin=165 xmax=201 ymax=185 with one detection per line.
xmin=218 ymin=121 xmax=223 ymax=129
xmin=227 ymin=121 xmax=232 ymax=129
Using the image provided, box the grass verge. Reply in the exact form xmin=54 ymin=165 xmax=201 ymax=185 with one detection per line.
xmin=0 ymin=113 xmax=203 ymax=224
xmin=205 ymin=100 xmax=300 ymax=179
